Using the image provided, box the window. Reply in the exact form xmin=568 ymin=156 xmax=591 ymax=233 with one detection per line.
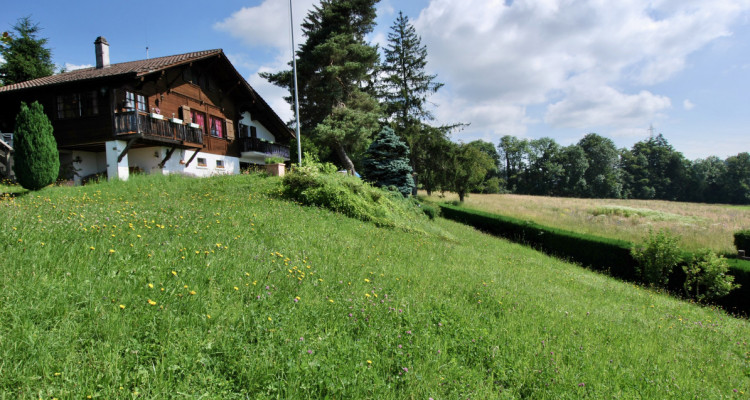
xmin=238 ymin=124 xmax=249 ymax=138
xmin=197 ymin=157 xmax=207 ymax=167
xmin=125 ymin=91 xmax=146 ymax=112
xmin=216 ymin=159 xmax=224 ymax=168
xmin=191 ymin=110 xmax=206 ymax=131
xmin=210 ymin=116 xmax=224 ymax=138
xmin=56 ymin=91 xmax=99 ymax=119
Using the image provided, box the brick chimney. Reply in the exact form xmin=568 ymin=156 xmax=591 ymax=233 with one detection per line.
xmin=95 ymin=36 xmax=110 ymax=69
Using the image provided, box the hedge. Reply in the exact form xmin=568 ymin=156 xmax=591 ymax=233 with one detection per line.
xmin=734 ymin=230 xmax=750 ymax=253
xmin=439 ymin=203 xmax=750 ymax=316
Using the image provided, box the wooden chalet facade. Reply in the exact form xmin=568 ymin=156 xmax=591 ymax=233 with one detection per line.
xmin=0 ymin=37 xmax=293 ymax=182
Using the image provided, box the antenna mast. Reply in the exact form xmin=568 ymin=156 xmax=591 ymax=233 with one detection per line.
xmin=648 ymin=124 xmax=654 ymax=139
xmin=290 ymin=0 xmax=302 ymax=165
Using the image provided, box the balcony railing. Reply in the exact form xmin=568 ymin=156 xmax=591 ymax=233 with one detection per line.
xmin=239 ymin=137 xmax=290 ymax=159
xmin=114 ymin=112 xmax=203 ymax=145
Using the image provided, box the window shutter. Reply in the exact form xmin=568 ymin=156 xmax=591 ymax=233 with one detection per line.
xmin=180 ymin=106 xmax=191 ymax=123
xmin=225 ymin=119 xmax=235 ymax=140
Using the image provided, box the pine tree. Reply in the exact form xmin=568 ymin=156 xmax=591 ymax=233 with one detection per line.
xmin=380 ymin=11 xmax=443 ymax=134
xmin=261 ymin=0 xmax=381 ymax=174
xmin=362 ymin=126 xmax=414 ymax=197
xmin=0 ymin=17 xmax=55 ymax=86
xmin=13 ymin=101 xmax=59 ymax=190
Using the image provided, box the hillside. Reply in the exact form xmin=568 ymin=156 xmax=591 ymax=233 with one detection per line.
xmin=2 ymin=174 xmax=749 ymax=399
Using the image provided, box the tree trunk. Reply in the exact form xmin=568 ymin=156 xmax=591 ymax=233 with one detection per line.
xmin=333 ymin=141 xmax=357 ymax=175
xmin=458 ymin=191 xmax=465 ymax=202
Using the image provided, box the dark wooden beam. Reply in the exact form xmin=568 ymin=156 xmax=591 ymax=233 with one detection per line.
xmin=158 ymin=146 xmax=177 ymax=169
xmin=118 ymin=138 xmax=139 ymax=163
xmin=184 ymin=148 xmax=201 ymax=167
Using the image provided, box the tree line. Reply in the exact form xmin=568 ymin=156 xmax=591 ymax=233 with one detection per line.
xmin=469 ymin=133 xmax=749 ymax=205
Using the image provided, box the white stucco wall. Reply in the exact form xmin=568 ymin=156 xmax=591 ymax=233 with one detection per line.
xmin=177 ymin=150 xmax=240 ymax=177
xmin=69 ymin=150 xmax=107 ymax=184
xmin=57 ymin=145 xmax=244 ymax=183
xmin=239 ymin=111 xmax=276 ymax=142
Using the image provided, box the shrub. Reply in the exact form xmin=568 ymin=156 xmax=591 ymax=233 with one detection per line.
xmin=631 ymin=229 xmax=682 ymax=287
xmin=282 ymin=160 xmax=428 ymax=230
xmin=683 ymin=250 xmax=739 ymax=302
xmin=265 ymin=156 xmax=285 ymax=164
xmin=734 ymin=230 xmax=750 ymax=253
xmin=421 ymin=204 xmax=437 ymax=220
xmin=12 ymin=101 xmax=59 ymax=190
xmin=361 ymin=126 xmax=414 ymax=197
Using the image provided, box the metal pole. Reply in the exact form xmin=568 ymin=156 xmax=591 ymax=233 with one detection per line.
xmin=290 ymin=0 xmax=302 ymax=165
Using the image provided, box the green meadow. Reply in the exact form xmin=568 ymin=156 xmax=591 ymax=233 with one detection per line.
xmin=1 ymin=174 xmax=749 ymax=399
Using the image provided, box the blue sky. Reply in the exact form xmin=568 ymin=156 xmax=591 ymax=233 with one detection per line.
xmin=2 ymin=0 xmax=749 ymax=160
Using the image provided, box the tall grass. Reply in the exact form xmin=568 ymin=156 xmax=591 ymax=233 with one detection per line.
xmin=1 ymin=174 xmax=748 ymax=398
xmin=425 ymin=192 xmax=750 ymax=253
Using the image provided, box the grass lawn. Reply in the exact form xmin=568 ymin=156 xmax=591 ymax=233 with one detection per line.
xmin=2 ymin=174 xmax=749 ymax=398
xmin=423 ymin=191 xmax=750 ymax=254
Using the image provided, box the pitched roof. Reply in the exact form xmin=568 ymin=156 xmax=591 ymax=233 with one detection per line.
xmin=0 ymin=49 xmax=222 ymax=92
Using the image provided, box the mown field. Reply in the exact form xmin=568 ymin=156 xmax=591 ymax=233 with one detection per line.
xmin=423 ymin=191 xmax=750 ymax=254
xmin=2 ymin=174 xmax=749 ymax=399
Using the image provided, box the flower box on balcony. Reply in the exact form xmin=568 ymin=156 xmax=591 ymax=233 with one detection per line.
xmin=189 ymin=123 xmax=200 ymax=129
xmin=170 ymin=118 xmax=183 ymax=124
xmin=150 ymin=113 xmax=164 ymax=120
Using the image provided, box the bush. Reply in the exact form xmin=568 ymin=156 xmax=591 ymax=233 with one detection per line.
xmin=734 ymin=230 xmax=750 ymax=253
xmin=683 ymin=250 xmax=739 ymax=302
xmin=265 ymin=156 xmax=285 ymax=164
xmin=282 ymin=159 xmax=428 ymax=230
xmin=12 ymin=101 xmax=59 ymax=190
xmin=421 ymin=204 xmax=437 ymax=220
xmin=631 ymin=229 xmax=682 ymax=287
xmin=361 ymin=126 xmax=414 ymax=197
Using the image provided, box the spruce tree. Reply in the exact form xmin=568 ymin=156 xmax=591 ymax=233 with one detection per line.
xmin=362 ymin=126 xmax=414 ymax=197
xmin=0 ymin=17 xmax=55 ymax=86
xmin=13 ymin=101 xmax=59 ymax=190
xmin=261 ymin=0 xmax=380 ymax=174
xmin=380 ymin=11 xmax=443 ymax=134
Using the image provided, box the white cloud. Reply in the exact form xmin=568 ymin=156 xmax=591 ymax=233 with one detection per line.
xmin=683 ymin=99 xmax=695 ymax=110
xmin=217 ymin=0 xmax=320 ymax=123
xmin=214 ymin=0 xmax=316 ymax=50
xmin=64 ymin=63 xmax=93 ymax=71
xmin=413 ymin=0 xmax=750 ymax=139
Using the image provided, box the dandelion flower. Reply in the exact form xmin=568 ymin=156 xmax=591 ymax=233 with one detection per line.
xmin=119 ymin=304 xmax=125 ymax=310
xmin=147 ymin=299 xmax=157 ymax=306
xmin=233 ymin=286 xmax=239 ymax=291
xmin=189 ymin=290 xmax=196 ymax=295
xmin=367 ymin=360 xmax=372 ymax=365
xmin=148 ymin=283 xmax=154 ymax=289
xmin=171 ymin=270 xmax=177 ymax=276
xmin=89 ymin=246 xmax=95 ymax=250
xmin=206 ymin=314 xmax=211 ymax=319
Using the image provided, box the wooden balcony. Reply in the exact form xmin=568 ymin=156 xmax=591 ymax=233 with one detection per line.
xmin=114 ymin=112 xmax=203 ymax=145
xmin=239 ymin=137 xmax=290 ymax=159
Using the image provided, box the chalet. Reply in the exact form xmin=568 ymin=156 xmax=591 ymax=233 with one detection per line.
xmin=0 ymin=37 xmax=293 ymax=183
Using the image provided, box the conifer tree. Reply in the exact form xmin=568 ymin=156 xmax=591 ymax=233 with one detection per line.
xmin=262 ymin=0 xmax=381 ymax=174
xmin=380 ymin=11 xmax=443 ymax=135
xmin=13 ymin=101 xmax=59 ymax=190
xmin=0 ymin=17 xmax=55 ymax=86
xmin=362 ymin=126 xmax=414 ymax=197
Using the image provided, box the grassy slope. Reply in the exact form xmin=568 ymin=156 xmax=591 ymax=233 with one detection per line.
xmin=1 ymin=174 xmax=749 ymax=399
xmin=423 ymin=192 xmax=750 ymax=254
